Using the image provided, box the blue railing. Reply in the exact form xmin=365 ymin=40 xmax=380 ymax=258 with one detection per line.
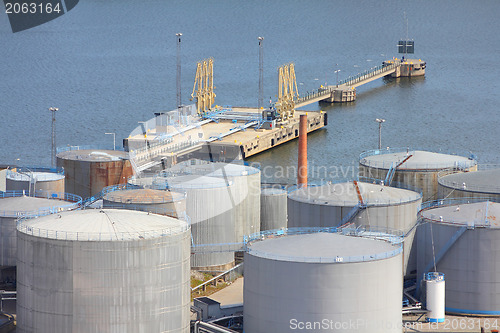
xmin=17 ymin=218 xmax=190 ymax=241
xmin=419 ymin=196 xmax=500 ymax=213
xmin=56 ymin=144 xmax=119 ymax=153
xmin=424 ymin=272 xmax=445 ymax=281
xmin=287 ymin=178 xmax=422 ymax=206
xmin=9 ymin=166 xmax=64 ymax=175
xmin=0 ymin=190 xmax=82 ymax=218
xmin=242 ymin=227 xmax=403 ymax=263
xmin=437 ymin=164 xmax=500 ymax=193
xmin=359 ymin=147 xmax=478 ymax=170
xmin=100 ymin=183 xmax=187 ymax=204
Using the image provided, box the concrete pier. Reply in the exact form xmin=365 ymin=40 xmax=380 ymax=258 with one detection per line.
xmin=296 ymin=58 xmax=426 ymax=106
xmin=124 ymin=108 xmax=327 ymax=169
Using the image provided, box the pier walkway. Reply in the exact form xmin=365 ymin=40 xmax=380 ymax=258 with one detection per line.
xmin=296 ymin=62 xmax=398 ymax=108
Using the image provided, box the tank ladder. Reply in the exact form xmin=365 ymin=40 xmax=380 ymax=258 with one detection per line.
xmin=338 ymin=181 xmax=367 ymax=227
xmin=352 ymin=180 xmax=364 ymax=206
xmin=385 ymin=154 xmax=413 ymax=186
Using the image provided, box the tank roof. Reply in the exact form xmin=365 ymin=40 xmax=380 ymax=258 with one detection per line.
xmin=360 ymin=150 xmax=476 ymax=170
xmin=6 ymin=171 xmax=64 ymax=182
xmin=0 ymin=196 xmax=75 ymax=217
xmin=261 ymin=188 xmax=287 ymax=196
xmin=185 ymin=162 xmax=259 ymax=177
xmin=422 ymin=201 xmax=500 ymax=228
xmin=288 ymin=182 xmax=420 ymax=207
xmin=57 ymin=149 xmax=128 ymax=162
xmin=247 ymin=232 xmax=399 ymax=263
xmin=103 ymin=189 xmax=185 ymax=204
xmin=17 ymin=209 xmax=189 ymax=241
xmin=128 ymin=175 xmax=155 ymax=188
xmin=162 ymin=175 xmax=232 ymax=189
xmin=439 ymin=169 xmax=500 ymax=194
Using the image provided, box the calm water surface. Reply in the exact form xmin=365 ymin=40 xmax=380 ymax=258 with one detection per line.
xmin=1 ymin=0 xmax=499 ymax=183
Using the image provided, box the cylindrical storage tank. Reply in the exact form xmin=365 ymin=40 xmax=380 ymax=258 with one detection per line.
xmin=159 ymin=175 xmax=236 ymax=271
xmin=16 ymin=209 xmax=191 ymax=333
xmin=425 ymin=272 xmax=445 ymax=322
xmin=359 ymin=148 xmax=477 ymax=202
xmin=417 ymin=200 xmax=500 ymax=315
xmin=184 ymin=162 xmax=261 ymax=241
xmin=260 ymin=187 xmax=287 ymax=231
xmin=128 ymin=174 xmax=156 ymax=188
xmin=288 ymin=181 xmax=421 ymax=275
xmin=0 ymin=191 xmax=81 ymax=266
xmin=244 ymin=230 xmax=403 ymax=333
xmin=438 ymin=166 xmax=500 ymax=201
xmin=6 ymin=167 xmax=65 ymax=194
xmin=103 ymin=186 xmax=187 ymax=218
xmin=56 ymin=147 xmax=133 ymax=199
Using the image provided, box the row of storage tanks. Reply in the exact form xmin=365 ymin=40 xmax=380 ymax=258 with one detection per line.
xmin=2 ymin=147 xmax=500 ymax=332
xmin=0 ymin=154 xmax=265 ymax=332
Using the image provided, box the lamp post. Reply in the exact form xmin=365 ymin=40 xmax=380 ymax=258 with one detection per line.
xmin=258 ymin=36 xmax=264 ymax=110
xmin=334 ymin=68 xmax=341 ymax=87
xmin=49 ymin=107 xmax=58 ymax=167
xmin=105 ymin=132 xmax=116 ymax=150
xmin=176 ymin=33 xmax=182 ymax=109
xmin=375 ymin=118 xmax=386 ymax=150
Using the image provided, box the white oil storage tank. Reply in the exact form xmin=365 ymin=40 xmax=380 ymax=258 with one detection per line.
xmin=417 ymin=199 xmax=500 ymax=315
xmin=260 ymin=187 xmax=287 ymax=231
xmin=0 ymin=191 xmax=81 ymax=267
xmin=424 ymin=272 xmax=445 ymax=323
xmin=156 ymin=175 xmax=236 ymax=271
xmin=438 ymin=166 xmax=500 ymax=201
xmin=16 ymin=209 xmax=190 ymax=332
xmin=244 ymin=228 xmax=403 ymax=333
xmin=56 ymin=146 xmax=133 ymax=199
xmin=288 ymin=181 xmax=421 ymax=275
xmin=359 ymin=148 xmax=477 ymax=201
xmin=184 ymin=162 xmax=261 ymax=241
xmin=6 ymin=166 xmax=65 ymax=194
xmin=102 ymin=184 xmax=187 ymax=218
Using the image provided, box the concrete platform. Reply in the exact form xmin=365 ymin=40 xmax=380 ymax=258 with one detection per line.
xmin=124 ymin=107 xmax=327 ymax=167
xmin=208 ymin=277 xmax=243 ymax=307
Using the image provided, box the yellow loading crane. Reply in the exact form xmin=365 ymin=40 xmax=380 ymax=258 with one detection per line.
xmin=191 ymin=58 xmax=216 ymax=115
xmin=276 ymin=63 xmax=299 ymax=121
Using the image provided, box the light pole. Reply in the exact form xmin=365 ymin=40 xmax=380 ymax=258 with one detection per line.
xmin=176 ymin=33 xmax=182 ymax=109
xmin=334 ymin=68 xmax=341 ymax=87
xmin=49 ymin=107 xmax=58 ymax=167
xmin=375 ymin=118 xmax=385 ymax=150
xmin=105 ymin=132 xmax=116 ymax=150
xmin=258 ymin=36 xmax=264 ymax=110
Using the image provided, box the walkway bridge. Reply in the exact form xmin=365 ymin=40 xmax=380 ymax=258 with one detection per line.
xmin=295 ymin=61 xmax=399 ymax=108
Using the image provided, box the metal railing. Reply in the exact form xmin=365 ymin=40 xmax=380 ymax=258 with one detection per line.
xmin=100 ymin=183 xmax=187 ymax=204
xmin=296 ymin=87 xmax=335 ymax=104
xmin=0 ymin=190 xmax=82 ymax=218
xmin=339 ymin=62 xmax=397 ymax=86
xmin=419 ymin=197 xmax=500 ymax=228
xmin=191 ymin=262 xmax=244 ymax=292
xmin=56 ymin=144 xmax=119 ymax=153
xmin=8 ymin=165 xmax=64 ymax=175
xmin=437 ymin=164 xmax=500 ymax=193
xmin=152 ymin=177 xmax=233 ymax=190
xmin=359 ymin=147 xmax=478 ymax=170
xmin=358 ymin=176 xmax=424 ymax=197
xmin=17 ymin=216 xmax=190 ymax=241
xmin=243 ymin=227 xmax=402 ymax=263
xmin=287 ymin=178 xmax=422 ymax=207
